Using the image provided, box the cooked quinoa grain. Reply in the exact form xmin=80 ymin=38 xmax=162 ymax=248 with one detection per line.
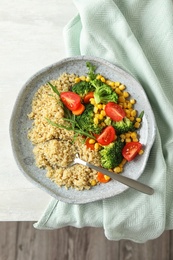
xmin=28 ymin=73 xmax=101 ymax=190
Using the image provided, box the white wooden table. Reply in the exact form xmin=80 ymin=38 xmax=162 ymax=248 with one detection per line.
xmin=0 ymin=0 xmax=77 ymax=221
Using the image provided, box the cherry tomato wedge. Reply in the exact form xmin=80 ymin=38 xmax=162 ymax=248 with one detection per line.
xmin=72 ymin=103 xmax=85 ymax=115
xmin=60 ymin=92 xmax=81 ymax=111
xmin=83 ymin=92 xmax=94 ymax=103
xmin=122 ymin=142 xmax=142 ymax=161
xmin=85 ymin=138 xmax=95 ymax=150
xmin=96 ymin=126 xmax=116 ymax=146
xmin=97 ymin=172 xmax=111 ymax=183
xmin=105 ymin=102 xmax=125 ymax=121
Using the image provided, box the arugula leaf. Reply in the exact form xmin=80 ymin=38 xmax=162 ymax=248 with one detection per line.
xmin=46 ymin=118 xmax=72 ymax=131
xmin=139 ymin=111 xmax=144 ymax=119
xmin=46 ymin=118 xmax=95 ymax=139
xmin=47 ymin=82 xmax=60 ymax=96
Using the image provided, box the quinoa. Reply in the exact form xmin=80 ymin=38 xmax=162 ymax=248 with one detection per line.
xmin=28 ymin=73 xmax=101 ymax=190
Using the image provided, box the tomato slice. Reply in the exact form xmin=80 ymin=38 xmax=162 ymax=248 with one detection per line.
xmin=83 ymin=92 xmax=94 ymax=103
xmin=97 ymin=172 xmax=111 ymax=183
xmin=85 ymin=138 xmax=95 ymax=150
xmin=105 ymin=102 xmax=125 ymax=121
xmin=96 ymin=126 xmax=116 ymax=146
xmin=60 ymin=92 xmax=81 ymax=111
xmin=72 ymin=103 xmax=85 ymax=115
xmin=122 ymin=142 xmax=142 ymax=161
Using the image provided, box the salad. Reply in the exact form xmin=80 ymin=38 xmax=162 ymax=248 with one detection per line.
xmin=47 ymin=62 xmax=144 ymax=184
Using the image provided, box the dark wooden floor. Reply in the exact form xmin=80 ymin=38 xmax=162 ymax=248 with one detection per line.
xmin=0 ymin=222 xmax=172 ymax=260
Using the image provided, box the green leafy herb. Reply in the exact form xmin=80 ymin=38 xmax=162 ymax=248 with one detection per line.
xmin=86 ymin=62 xmax=97 ymax=80
xmin=46 ymin=118 xmax=96 ymax=140
xmin=72 ymin=81 xmax=95 ymax=97
xmin=138 ymin=111 xmax=144 ymax=119
xmin=47 ymin=82 xmax=60 ymax=96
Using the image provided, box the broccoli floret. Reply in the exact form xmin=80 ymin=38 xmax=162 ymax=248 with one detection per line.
xmin=75 ymin=104 xmax=103 ymax=134
xmin=72 ymin=81 xmax=95 ymax=97
xmin=99 ymin=138 xmax=125 ymax=169
xmin=85 ymin=62 xmax=119 ymax=104
xmin=104 ymin=116 xmax=112 ymax=126
xmin=112 ymin=117 xmax=135 ymax=134
xmin=90 ymin=79 xmax=118 ymax=104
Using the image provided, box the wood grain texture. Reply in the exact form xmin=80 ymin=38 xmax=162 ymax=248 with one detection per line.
xmin=119 ymin=231 xmax=170 ymax=260
xmin=0 ymin=222 xmax=171 ymax=260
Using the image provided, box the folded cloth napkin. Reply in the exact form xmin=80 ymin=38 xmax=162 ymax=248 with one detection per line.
xmin=34 ymin=0 xmax=173 ymax=242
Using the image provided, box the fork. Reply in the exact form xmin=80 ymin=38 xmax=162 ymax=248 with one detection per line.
xmin=64 ymin=153 xmax=154 ymax=195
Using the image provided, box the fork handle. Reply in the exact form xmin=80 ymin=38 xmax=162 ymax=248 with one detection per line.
xmin=76 ymin=158 xmax=154 ymax=195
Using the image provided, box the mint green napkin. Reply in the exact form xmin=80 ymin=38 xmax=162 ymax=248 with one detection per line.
xmin=34 ymin=0 xmax=173 ymax=242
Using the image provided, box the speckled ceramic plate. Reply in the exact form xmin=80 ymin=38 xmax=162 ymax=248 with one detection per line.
xmin=10 ymin=56 xmax=156 ymax=204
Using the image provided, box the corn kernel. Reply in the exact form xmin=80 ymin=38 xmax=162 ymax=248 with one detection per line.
xmin=125 ymin=138 xmax=131 ymax=143
xmin=98 ymin=114 xmax=103 ymax=120
xmin=120 ymin=134 xmax=126 ymax=139
xmin=129 ymin=116 xmax=135 ymax=121
xmin=118 ymin=96 xmax=125 ymax=103
xmin=123 ymin=103 xmax=128 ymax=109
xmin=123 ymin=103 xmax=127 ymax=109
xmin=90 ymin=98 xmax=95 ymax=105
xmin=138 ymin=149 xmax=144 ymax=155
xmin=104 ymin=175 xmax=111 ymax=181
xmin=90 ymin=180 xmax=97 ymax=186
xmin=123 ymin=91 xmax=129 ymax=98
xmin=96 ymin=74 xmax=102 ymax=80
xmin=114 ymin=167 xmax=121 ymax=173
xmin=131 ymin=132 xmax=137 ymax=139
xmin=94 ymin=143 xmax=100 ymax=151
xmin=136 ymin=117 xmax=141 ymax=122
xmin=134 ymin=122 xmax=140 ymax=128
xmin=115 ymin=88 xmax=122 ymax=95
xmin=75 ymin=77 xmax=81 ymax=83
xmin=106 ymin=80 xmax=111 ymax=85
xmin=97 ymin=104 xmax=103 ymax=110
xmin=86 ymin=76 xmax=90 ymax=82
xmin=125 ymin=133 xmax=131 ymax=138
xmin=108 ymin=81 xmax=115 ymax=88
xmin=95 ymin=113 xmax=100 ymax=118
xmin=119 ymin=84 xmax=126 ymax=90
xmin=130 ymin=99 xmax=136 ymax=104
xmin=131 ymin=110 xmax=137 ymax=117
xmin=114 ymin=81 xmax=120 ymax=87
xmin=80 ymin=75 xmax=86 ymax=81
xmin=94 ymin=107 xmax=98 ymax=113
xmin=89 ymin=139 xmax=95 ymax=144
xmin=127 ymin=102 xmax=132 ymax=109
xmin=133 ymin=138 xmax=139 ymax=142
xmin=125 ymin=110 xmax=131 ymax=117
xmin=101 ymin=110 xmax=106 ymax=116
xmin=101 ymin=76 xmax=106 ymax=82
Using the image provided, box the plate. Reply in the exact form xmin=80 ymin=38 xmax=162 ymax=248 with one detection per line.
xmin=9 ymin=56 xmax=156 ymax=204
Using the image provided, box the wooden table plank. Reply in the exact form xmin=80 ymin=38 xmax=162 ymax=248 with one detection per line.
xmin=0 ymin=222 xmax=171 ymax=260
xmin=119 ymin=231 xmax=170 ymax=260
